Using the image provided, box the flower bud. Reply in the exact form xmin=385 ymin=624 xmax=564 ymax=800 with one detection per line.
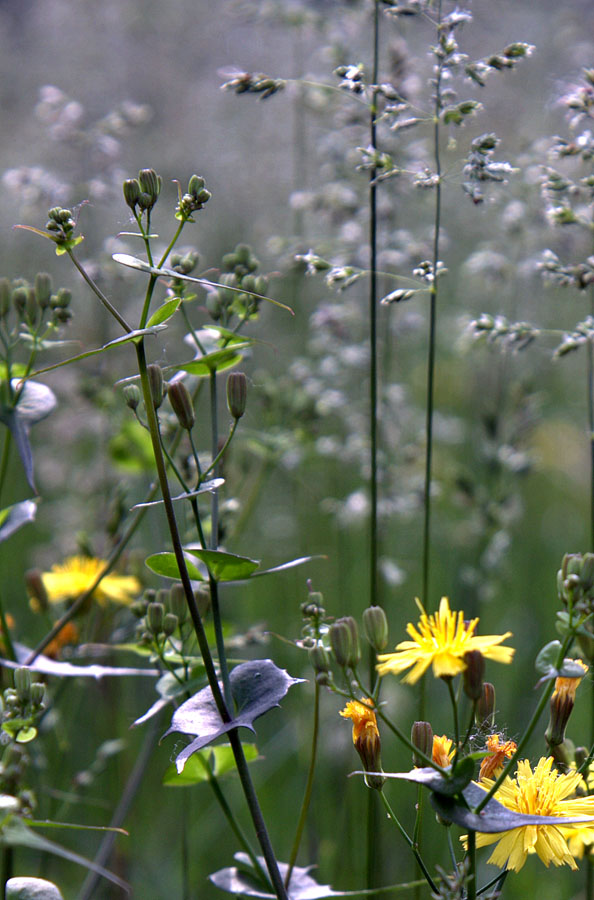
xmin=34 ymin=273 xmax=52 ymax=309
xmin=54 ymin=288 xmax=71 ymax=309
xmin=227 ymin=372 xmax=248 ymax=420
xmin=475 ymin=682 xmax=496 ymax=728
xmin=329 ymin=621 xmax=352 ymax=668
xmin=168 ymin=381 xmax=195 ymax=430
xmin=12 ymin=287 xmax=27 ymax=316
xmin=138 ymin=169 xmax=161 ymax=208
xmin=194 ymin=585 xmax=211 ymax=618
xmin=147 ymin=602 xmax=165 ymax=634
xmin=123 ymin=178 xmax=141 ymax=210
xmin=169 ymin=583 xmax=188 ymax=623
xmin=147 ymin=363 xmax=164 ymax=408
xmin=163 ymin=613 xmax=178 ymax=637
xmin=309 ymin=645 xmax=331 ymax=674
xmin=362 ymin=605 xmax=388 ymax=651
xmin=123 ymin=384 xmax=141 ymax=411
xmin=25 ymin=568 xmax=49 ymax=613
xmin=463 ymin=650 xmax=485 ymax=701
xmin=341 ymin=616 xmax=360 ymax=667
xmin=0 ymin=278 xmax=10 ymax=318
xmin=411 ymin=720 xmax=434 ymax=767
xmin=14 ymin=667 xmax=31 ymax=703
xmin=31 ymin=682 xmax=45 ymax=707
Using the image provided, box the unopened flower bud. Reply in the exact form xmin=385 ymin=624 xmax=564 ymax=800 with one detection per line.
xmin=227 ymin=372 xmax=248 ymax=420
xmin=12 ymin=287 xmax=27 ymax=315
xmin=194 ymin=585 xmax=211 ymax=618
xmin=340 ymin=616 xmax=360 ymax=667
xmin=14 ymin=667 xmax=31 ymax=703
xmin=123 ymin=384 xmax=141 ymax=411
xmin=138 ymin=168 xmax=161 ymax=207
xmin=476 ymin=682 xmax=496 ymax=728
xmin=25 ymin=568 xmax=49 ymax=613
xmin=168 ymin=381 xmax=195 ymax=430
xmin=147 ymin=602 xmax=165 ymax=634
xmin=309 ymin=645 xmax=331 ymax=674
xmin=329 ymin=621 xmax=352 ymax=668
xmin=362 ymin=605 xmax=388 ymax=651
xmin=0 ymin=279 xmax=10 ymax=318
xmin=34 ymin=273 xmax=52 ymax=309
xmin=54 ymin=288 xmax=71 ymax=309
xmin=463 ymin=650 xmax=485 ymax=701
xmin=147 ymin=363 xmax=164 ymax=409
xmin=123 ymin=178 xmax=141 ymax=210
xmin=411 ymin=720 xmax=434 ymax=767
xmin=169 ymin=583 xmax=188 ymax=623
xmin=31 ymin=682 xmax=45 ymax=707
xmin=163 ymin=613 xmax=178 ymax=637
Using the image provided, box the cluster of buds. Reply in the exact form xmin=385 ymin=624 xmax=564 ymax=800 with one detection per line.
xmin=207 ymin=244 xmax=268 ymax=322
xmin=0 ymin=274 xmax=73 ymax=331
xmin=2 ymin=668 xmax=45 ymax=744
xmin=123 ymin=168 xmax=162 ymax=213
xmin=132 ymin=584 xmax=210 ymax=647
xmin=45 ymin=206 xmax=77 ymax=245
xmin=221 ymin=71 xmax=285 ymax=100
xmin=176 ymin=175 xmax=211 ymax=219
xmin=558 ymin=553 xmax=594 ymax=626
xmin=0 ymin=743 xmax=35 ymax=815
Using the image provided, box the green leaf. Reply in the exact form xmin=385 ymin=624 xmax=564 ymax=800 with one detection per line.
xmin=15 ymin=727 xmax=37 ymax=744
xmin=0 ymin=500 xmax=37 ymax=543
xmin=163 ymin=743 xmax=258 ymax=786
xmin=535 ymin=640 xmax=562 ymax=675
xmin=184 ymin=548 xmax=260 ymax=581
xmin=201 ymin=325 xmax=256 ymax=347
xmin=131 ymin=479 xmax=224 ymax=509
xmin=249 ymin=555 xmax=325 ymax=579
xmin=144 ymin=551 xmax=205 ymax=581
xmin=173 ymin=347 xmax=248 ymax=377
xmin=0 ymin=819 xmax=129 ymax=892
xmin=146 ymin=296 xmax=181 ymax=327
xmin=163 ymin=659 xmax=304 ymax=772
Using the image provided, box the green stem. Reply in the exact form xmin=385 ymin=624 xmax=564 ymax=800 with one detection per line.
xmin=67 ymin=251 xmax=133 ymax=334
xmin=285 ymin=680 xmax=321 ymax=888
xmin=368 ymin=0 xmax=379 ymax=617
xmin=421 ymin=0 xmax=443 ymax=612
xmin=378 ymin=790 xmax=438 ymax=894
xmin=0 ymin=430 xmax=12 ymax=507
xmin=209 ymin=371 xmax=220 ymax=548
xmin=136 ymin=340 xmax=287 ymax=900
xmin=447 ymin=678 xmax=460 ymax=762
xmin=466 ymin=830 xmax=476 ymax=900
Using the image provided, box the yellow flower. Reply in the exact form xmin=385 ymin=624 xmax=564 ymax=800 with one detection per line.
xmin=339 ymin=699 xmax=384 ymax=789
xmin=432 ymin=734 xmax=455 ymax=768
xmin=40 ymin=556 xmax=140 ymax=607
xmin=376 ymin=597 xmax=514 ymax=684
xmin=479 ymin=734 xmax=517 ymax=781
xmin=473 ymin=757 xmax=594 ymax=871
xmin=552 ymin=659 xmax=588 ymax=703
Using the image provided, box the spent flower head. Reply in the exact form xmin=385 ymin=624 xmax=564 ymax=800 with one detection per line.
xmin=376 ymin=597 xmax=514 ymax=684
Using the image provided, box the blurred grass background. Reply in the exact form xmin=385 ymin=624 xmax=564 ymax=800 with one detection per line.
xmin=2 ymin=0 xmax=594 ymax=896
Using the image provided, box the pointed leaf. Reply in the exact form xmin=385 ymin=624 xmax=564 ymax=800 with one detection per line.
xmin=0 ymin=500 xmax=37 ymax=543
xmin=183 ymin=548 xmax=260 ymax=581
xmin=249 ymin=555 xmax=326 ymax=579
xmin=173 ymin=348 xmax=248 ymax=377
xmin=163 ymin=743 xmax=258 ymax=786
xmin=0 ymin=819 xmax=129 ymax=892
xmin=132 ymin=479 xmax=224 ymax=510
xmin=0 ymin=644 xmax=158 ymax=680
xmin=202 ymin=325 xmax=256 ymax=347
xmin=146 ymin=296 xmax=181 ymax=327
xmin=144 ymin=551 xmax=205 ymax=581
xmin=112 ymin=253 xmax=294 ymax=315
xmin=163 ymin=659 xmax=304 ymax=772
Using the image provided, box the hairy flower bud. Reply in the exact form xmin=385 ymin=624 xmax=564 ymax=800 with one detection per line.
xmin=362 ymin=605 xmax=388 ymax=651
xmin=31 ymin=682 xmax=45 ymax=707
xmin=411 ymin=720 xmax=434 ymax=767
xmin=169 ymin=583 xmax=188 ymax=624
xmin=227 ymin=372 xmax=248 ymax=420
xmin=147 ymin=602 xmax=165 ymax=635
xmin=123 ymin=178 xmax=141 ymax=210
xmin=463 ymin=650 xmax=485 ymax=701
xmin=329 ymin=621 xmax=352 ymax=668
xmin=476 ymin=682 xmax=496 ymax=728
xmin=163 ymin=613 xmax=178 ymax=637
xmin=0 ymin=279 xmax=10 ymax=318
xmin=138 ymin=168 xmax=161 ymax=208
xmin=14 ymin=667 xmax=31 ymax=703
xmin=168 ymin=381 xmax=195 ymax=430
xmin=123 ymin=384 xmax=141 ymax=411
xmin=34 ymin=273 xmax=52 ymax=309
xmin=309 ymin=645 xmax=331 ymax=675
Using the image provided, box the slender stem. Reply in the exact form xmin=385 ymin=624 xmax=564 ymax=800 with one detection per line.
xmin=136 ymin=340 xmax=287 ymax=899
xmin=368 ymin=0 xmax=379 ymax=617
xmin=0 ymin=431 xmax=11 ymax=506
xmin=466 ymin=830 xmax=476 ymax=900
xmin=447 ymin=678 xmax=460 ymax=762
xmin=378 ymin=790 xmax=438 ymax=893
xmin=476 ymin=870 xmax=507 ymax=897
xmin=67 ymin=251 xmax=133 ymax=334
xmin=202 ymin=419 xmax=238 ymax=480
xmin=210 ymin=371 xmax=220 ymax=549
xmin=285 ymin=680 xmax=321 ymax=888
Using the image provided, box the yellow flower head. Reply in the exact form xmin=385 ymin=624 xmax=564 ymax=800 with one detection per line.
xmin=479 ymin=734 xmax=517 ymax=781
xmin=39 ymin=556 xmax=141 ymax=607
xmin=340 ymin=699 xmax=379 ymax=745
xmin=432 ymin=734 xmax=455 ymax=769
xmin=553 ymin=659 xmax=588 ymax=703
xmin=376 ymin=597 xmax=514 ymax=684
xmin=473 ymin=757 xmax=594 ymax=871
xmin=339 ymin=699 xmax=384 ymax=788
